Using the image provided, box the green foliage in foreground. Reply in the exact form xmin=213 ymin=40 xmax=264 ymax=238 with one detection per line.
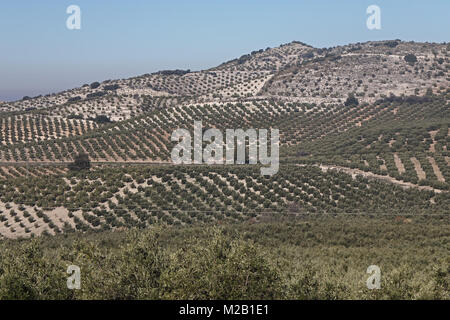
xmin=0 ymin=216 xmax=448 ymax=300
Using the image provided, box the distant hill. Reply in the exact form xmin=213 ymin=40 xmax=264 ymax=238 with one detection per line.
xmin=0 ymin=39 xmax=448 ymax=238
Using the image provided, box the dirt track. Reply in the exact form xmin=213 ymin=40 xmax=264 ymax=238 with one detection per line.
xmin=297 ymin=164 xmax=445 ymax=193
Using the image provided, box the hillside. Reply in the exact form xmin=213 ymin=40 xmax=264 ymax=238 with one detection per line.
xmin=0 ymin=39 xmax=449 ymax=239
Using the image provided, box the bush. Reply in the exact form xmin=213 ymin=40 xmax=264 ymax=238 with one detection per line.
xmin=0 ymin=241 xmax=71 ymax=299
xmin=160 ymin=228 xmax=282 ymax=299
xmin=89 ymin=82 xmax=100 ymax=89
xmin=86 ymin=91 xmax=106 ymax=99
xmin=344 ymin=93 xmax=359 ymax=107
xmin=93 ymin=115 xmax=111 ymax=123
xmin=67 ymin=96 xmax=82 ymax=103
xmin=384 ymin=40 xmax=399 ymax=48
xmin=67 ymin=114 xmax=84 ymax=120
xmin=404 ymin=54 xmax=417 ymax=65
xmin=0 ymin=220 xmax=448 ymax=300
xmin=68 ymin=153 xmax=91 ymax=171
xmin=103 ymin=84 xmax=120 ymax=91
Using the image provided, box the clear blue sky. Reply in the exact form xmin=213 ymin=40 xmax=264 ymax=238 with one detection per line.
xmin=0 ymin=0 xmax=448 ymax=101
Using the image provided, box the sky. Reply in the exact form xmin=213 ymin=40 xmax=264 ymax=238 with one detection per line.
xmin=0 ymin=0 xmax=449 ymax=101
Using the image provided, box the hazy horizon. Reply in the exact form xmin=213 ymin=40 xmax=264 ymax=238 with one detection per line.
xmin=1 ymin=0 xmax=449 ymax=102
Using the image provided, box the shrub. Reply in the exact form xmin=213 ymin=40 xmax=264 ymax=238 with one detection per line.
xmin=404 ymin=54 xmax=417 ymax=65
xmin=103 ymin=84 xmax=120 ymax=91
xmin=160 ymin=228 xmax=282 ymax=299
xmin=0 ymin=241 xmax=71 ymax=299
xmin=86 ymin=91 xmax=106 ymax=99
xmin=89 ymin=82 xmax=100 ymax=89
xmin=67 ymin=96 xmax=82 ymax=103
xmin=67 ymin=113 xmax=83 ymax=119
xmin=345 ymin=93 xmax=359 ymax=107
xmin=68 ymin=153 xmax=91 ymax=171
xmin=384 ymin=40 xmax=399 ymax=48
xmin=93 ymin=115 xmax=111 ymax=123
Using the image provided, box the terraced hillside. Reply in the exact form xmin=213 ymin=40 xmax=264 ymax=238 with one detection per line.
xmin=288 ymin=94 xmax=450 ymax=190
xmin=1 ymin=164 xmax=448 ymax=239
xmin=0 ymin=40 xmax=448 ymax=239
xmin=1 ymin=93 xmax=448 ymax=190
